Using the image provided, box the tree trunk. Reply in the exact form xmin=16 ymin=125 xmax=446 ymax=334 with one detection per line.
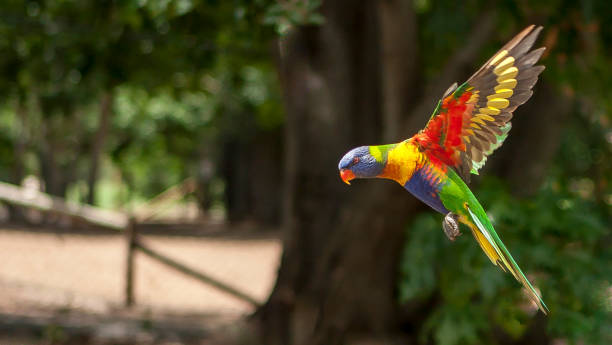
xmin=220 ymin=126 xmax=283 ymax=226
xmin=7 ymin=97 xmax=28 ymax=222
xmin=39 ymin=125 xmax=62 ymax=197
xmin=12 ymin=98 xmax=27 ymax=185
xmin=87 ymin=91 xmax=113 ymax=205
xmin=222 ymin=139 xmax=251 ymax=222
xmin=195 ymin=154 xmax=215 ymax=216
xmin=258 ymin=1 xmax=420 ymax=344
xmin=249 ymin=128 xmax=283 ymax=225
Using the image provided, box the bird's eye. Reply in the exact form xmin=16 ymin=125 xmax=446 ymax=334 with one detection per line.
xmin=352 ymin=157 xmax=359 ymax=165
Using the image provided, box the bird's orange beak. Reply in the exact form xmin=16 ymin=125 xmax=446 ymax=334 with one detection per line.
xmin=340 ymin=169 xmax=355 ymax=185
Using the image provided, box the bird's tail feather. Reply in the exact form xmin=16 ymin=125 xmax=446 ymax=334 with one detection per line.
xmin=464 ymin=202 xmax=549 ymax=314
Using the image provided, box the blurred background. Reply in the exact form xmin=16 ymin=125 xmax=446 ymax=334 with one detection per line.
xmin=0 ymin=0 xmax=610 ymax=344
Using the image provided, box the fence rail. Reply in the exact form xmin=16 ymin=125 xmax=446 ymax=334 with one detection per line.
xmin=131 ymin=233 xmax=260 ymax=307
xmin=0 ymin=181 xmax=128 ymax=230
xmin=0 ymin=181 xmax=261 ymax=309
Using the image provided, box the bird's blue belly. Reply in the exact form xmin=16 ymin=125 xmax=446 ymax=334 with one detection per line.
xmin=404 ymin=167 xmax=449 ymax=214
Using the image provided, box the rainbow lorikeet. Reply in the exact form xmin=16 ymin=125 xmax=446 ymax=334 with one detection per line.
xmin=338 ymin=25 xmax=548 ymax=313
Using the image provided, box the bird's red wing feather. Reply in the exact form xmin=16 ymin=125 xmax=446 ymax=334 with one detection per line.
xmin=414 ymin=90 xmax=474 ymax=168
xmin=413 ymin=25 xmax=545 ymax=182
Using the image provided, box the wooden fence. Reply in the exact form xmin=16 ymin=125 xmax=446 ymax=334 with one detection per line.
xmin=0 ymin=180 xmax=260 ymax=308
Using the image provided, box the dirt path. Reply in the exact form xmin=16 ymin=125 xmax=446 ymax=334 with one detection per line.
xmin=0 ymin=227 xmax=281 ymax=318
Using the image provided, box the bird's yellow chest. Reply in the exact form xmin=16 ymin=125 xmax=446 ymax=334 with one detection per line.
xmin=379 ymin=141 xmax=424 ymax=185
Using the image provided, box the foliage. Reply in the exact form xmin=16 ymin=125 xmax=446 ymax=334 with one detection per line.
xmin=400 ymin=175 xmax=611 ymax=344
xmin=0 ymin=0 xmax=283 ymax=208
xmin=263 ymin=0 xmax=324 ymax=35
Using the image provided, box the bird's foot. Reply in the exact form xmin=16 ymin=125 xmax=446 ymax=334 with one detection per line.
xmin=443 ymin=212 xmax=461 ymax=241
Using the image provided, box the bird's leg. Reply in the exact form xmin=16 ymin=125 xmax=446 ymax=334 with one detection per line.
xmin=443 ymin=212 xmax=461 ymax=241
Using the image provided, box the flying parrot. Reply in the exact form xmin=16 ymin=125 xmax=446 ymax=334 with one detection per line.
xmin=338 ymin=25 xmax=548 ymax=314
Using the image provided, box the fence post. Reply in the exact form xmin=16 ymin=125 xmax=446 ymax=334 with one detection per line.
xmin=124 ymin=217 xmax=137 ymax=307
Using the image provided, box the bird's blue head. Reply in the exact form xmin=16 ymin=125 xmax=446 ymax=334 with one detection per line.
xmin=338 ymin=146 xmax=385 ymax=185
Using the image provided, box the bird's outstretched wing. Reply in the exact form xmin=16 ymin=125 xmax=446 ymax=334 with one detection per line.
xmin=414 ymin=25 xmax=545 ymax=181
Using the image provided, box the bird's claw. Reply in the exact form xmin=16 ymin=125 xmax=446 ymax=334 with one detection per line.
xmin=443 ymin=212 xmax=461 ymax=241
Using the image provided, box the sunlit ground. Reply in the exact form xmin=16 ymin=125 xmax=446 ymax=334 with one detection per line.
xmin=0 ymin=226 xmax=281 ymax=343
